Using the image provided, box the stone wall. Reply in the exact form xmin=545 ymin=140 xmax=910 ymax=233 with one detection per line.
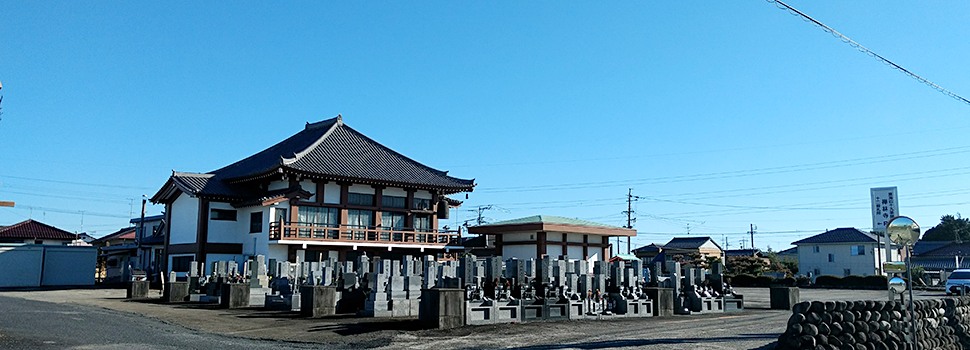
xmin=776 ymin=297 xmax=970 ymax=350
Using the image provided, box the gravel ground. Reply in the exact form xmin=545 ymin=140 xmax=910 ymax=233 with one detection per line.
xmin=0 ymin=287 xmax=944 ymax=349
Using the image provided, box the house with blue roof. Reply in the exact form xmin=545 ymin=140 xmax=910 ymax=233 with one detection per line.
xmin=792 ymin=227 xmax=900 ymax=278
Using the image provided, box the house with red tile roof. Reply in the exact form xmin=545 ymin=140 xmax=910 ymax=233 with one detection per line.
xmin=0 ymin=219 xmax=80 ymax=245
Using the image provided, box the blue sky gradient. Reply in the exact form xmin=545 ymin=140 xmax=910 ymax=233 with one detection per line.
xmin=2 ymin=1 xmax=969 ymax=252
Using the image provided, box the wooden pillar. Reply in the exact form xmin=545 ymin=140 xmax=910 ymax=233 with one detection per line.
xmin=537 ymin=231 xmax=547 ymax=258
xmin=373 ymin=186 xmax=383 ymax=228
xmin=196 ymin=198 xmax=210 ymax=263
xmin=582 ymin=234 xmax=589 ymax=260
xmin=495 ymin=234 xmax=503 ymax=256
xmin=162 ymin=202 xmax=173 ymax=273
xmin=404 ymin=189 xmax=415 ymax=228
xmin=316 ymin=180 xmax=325 ymax=204
xmin=603 ymin=236 xmax=611 ymax=260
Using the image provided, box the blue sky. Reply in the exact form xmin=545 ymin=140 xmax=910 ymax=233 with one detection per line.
xmin=2 ymin=1 xmax=969 ymax=253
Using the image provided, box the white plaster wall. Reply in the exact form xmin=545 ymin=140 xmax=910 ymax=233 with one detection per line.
xmin=567 ymin=245 xmax=585 ymax=259
xmin=383 ymin=187 xmax=407 ymax=197
xmin=207 ymin=202 xmax=242 ymax=243
xmin=300 ymin=180 xmax=316 ymax=202
xmin=414 ymin=190 xmax=432 ymax=200
xmin=268 ymin=180 xmax=288 ymax=191
xmin=242 ymin=207 xmax=270 ymax=257
xmin=267 ymin=244 xmax=288 ymax=262
xmin=169 ymin=193 xmax=199 ymax=245
xmin=348 ymin=184 xmax=375 ymax=194
xmin=501 ymin=232 xmax=535 ymax=242
xmin=323 ymin=183 xmax=340 ymax=204
xmin=566 ymin=233 xmax=585 ymax=243
xmin=546 ymin=245 xmax=563 ymax=258
xmin=503 ymin=245 xmax=536 ymax=261
xmin=798 ymin=242 xmax=880 ymax=277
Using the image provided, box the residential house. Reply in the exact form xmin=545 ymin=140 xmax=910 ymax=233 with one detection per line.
xmin=725 ymin=248 xmax=765 ymax=258
xmin=0 ymin=220 xmax=81 ymax=245
xmin=662 ymin=236 xmax=724 ymax=261
xmin=792 ymin=227 xmax=899 ymax=278
xmin=92 ymin=226 xmax=137 ymax=283
xmin=912 ymin=241 xmax=970 ymax=284
xmin=776 ymin=246 xmax=798 ymax=262
xmin=466 ymin=215 xmax=636 ymax=262
xmin=151 ymin=116 xmax=474 ymax=275
xmin=632 ymin=243 xmax=664 ymax=263
xmin=131 ymin=214 xmax=166 ymax=277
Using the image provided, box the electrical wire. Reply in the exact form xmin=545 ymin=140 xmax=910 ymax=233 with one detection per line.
xmin=767 ymin=0 xmax=970 ymax=106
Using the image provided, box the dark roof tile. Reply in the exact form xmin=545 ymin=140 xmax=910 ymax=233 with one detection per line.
xmin=0 ymin=220 xmax=78 ymax=240
xmin=792 ymin=228 xmax=876 ymax=245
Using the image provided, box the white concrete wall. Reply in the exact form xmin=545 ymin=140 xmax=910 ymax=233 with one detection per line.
xmin=169 ymin=193 xmax=199 ymax=245
xmin=798 ymin=242 xmax=880 ymax=277
xmin=323 ymin=183 xmax=340 ymax=204
xmin=503 ymin=245 xmax=536 ymax=261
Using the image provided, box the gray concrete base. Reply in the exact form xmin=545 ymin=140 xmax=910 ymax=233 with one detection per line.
xmin=769 ymin=287 xmax=799 ymax=310
xmin=163 ymin=281 xmax=189 ymax=303
xmin=643 ymin=287 xmax=673 ymax=316
xmin=220 ymin=283 xmax=250 ymax=309
xmin=418 ymin=288 xmax=464 ymax=329
xmin=724 ymin=297 xmax=743 ymax=312
xmin=300 ymin=286 xmax=336 ymax=318
xmin=127 ymin=281 xmax=149 ymax=300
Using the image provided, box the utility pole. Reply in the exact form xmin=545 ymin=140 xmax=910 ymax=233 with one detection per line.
xmin=749 ymin=224 xmax=757 ymax=255
xmin=740 ymin=238 xmax=747 ymax=250
xmin=622 ymin=188 xmax=638 ymax=255
xmin=137 ymin=195 xmax=146 ymax=270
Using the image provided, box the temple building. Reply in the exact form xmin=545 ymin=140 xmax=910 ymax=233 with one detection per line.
xmin=467 ymin=215 xmax=636 ymax=262
xmin=151 ymin=116 xmax=474 ymax=274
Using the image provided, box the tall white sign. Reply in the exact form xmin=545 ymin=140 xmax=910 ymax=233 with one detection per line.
xmin=870 ymin=187 xmax=898 ymax=233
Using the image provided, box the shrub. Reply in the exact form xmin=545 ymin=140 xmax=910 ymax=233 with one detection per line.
xmin=841 ymin=275 xmax=866 ymax=287
xmin=795 ymin=275 xmax=811 ymax=287
xmin=771 ymin=277 xmax=796 ymax=287
xmin=730 ymin=274 xmax=757 ymax=287
xmin=863 ymin=275 xmax=888 ymax=289
xmin=814 ymin=275 xmax=842 ymax=287
xmin=754 ymin=275 xmax=776 ymax=287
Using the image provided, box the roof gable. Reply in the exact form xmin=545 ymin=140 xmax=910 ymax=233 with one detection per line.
xmin=792 ymin=228 xmax=877 ymax=245
xmin=153 ymin=116 xmax=474 ymax=202
xmin=0 ymin=220 xmax=78 ymax=240
xmin=664 ymin=237 xmax=722 ymax=251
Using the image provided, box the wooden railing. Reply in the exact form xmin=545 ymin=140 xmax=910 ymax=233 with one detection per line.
xmin=269 ymin=221 xmax=460 ymax=246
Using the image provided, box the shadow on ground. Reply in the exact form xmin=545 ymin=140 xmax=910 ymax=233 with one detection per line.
xmin=502 ymin=333 xmax=777 ymax=350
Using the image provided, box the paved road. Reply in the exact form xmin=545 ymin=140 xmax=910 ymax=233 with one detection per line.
xmin=0 ymin=295 xmax=320 ymax=350
xmin=0 ymin=287 xmax=946 ymax=350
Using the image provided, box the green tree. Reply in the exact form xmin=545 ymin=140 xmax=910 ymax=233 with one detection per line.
xmin=671 ymin=252 xmax=721 ymax=270
xmin=726 ymin=255 xmax=768 ymax=276
xmin=921 ymin=214 xmax=970 ymax=241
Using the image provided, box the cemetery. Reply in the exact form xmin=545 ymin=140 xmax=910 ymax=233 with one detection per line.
xmin=127 ymin=252 xmax=746 ymax=329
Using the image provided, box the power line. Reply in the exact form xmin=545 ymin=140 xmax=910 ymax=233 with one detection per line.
xmin=767 ymin=0 xmax=970 ymax=107
xmin=476 ymin=146 xmax=970 ymax=193
xmin=0 ymin=174 xmax=155 ymax=190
